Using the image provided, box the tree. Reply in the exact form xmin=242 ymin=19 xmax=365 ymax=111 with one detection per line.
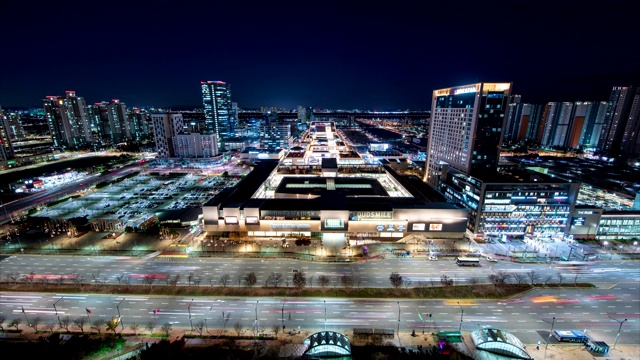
xmin=106 ymin=318 xmax=119 ymax=334
xmin=293 ymin=271 xmax=307 ymax=289
xmin=160 ymin=322 xmax=172 ymax=337
xmin=145 ymin=321 xmax=155 ymax=335
xmin=187 ymin=272 xmax=195 ymax=286
xmin=440 ymin=275 xmax=453 ymax=287
xmin=45 ymin=322 xmax=56 ymax=333
xmin=0 ymin=315 xmax=5 ymax=332
xmin=469 ymin=277 xmax=481 ymax=287
xmin=143 ymin=276 xmax=156 ymax=289
xmin=526 ymin=270 xmax=540 ymax=285
xmin=195 ymin=321 xmax=205 ymax=337
xmin=574 ymin=273 xmax=579 ymax=286
xmin=169 ymin=274 xmax=181 ymax=287
xmin=10 ymin=318 xmax=21 ymax=332
xmin=267 ymin=272 xmax=283 ymax=288
xmin=60 ymin=316 xmax=71 ymax=333
xmin=272 ymin=324 xmax=280 ymax=338
xmin=389 ymin=272 xmax=403 ymax=289
xmin=244 ymin=272 xmax=257 ymax=287
xmin=234 ymin=321 xmax=243 ymax=336
xmin=73 ymin=317 xmax=87 ymax=333
xmin=556 ymin=272 xmax=564 ymax=285
xmin=130 ymin=323 xmax=140 ymax=336
xmin=91 ymin=319 xmax=105 ymax=335
xmin=29 ymin=316 xmax=41 ymax=332
xmin=341 ymin=275 xmax=354 ymax=289
xmin=318 ymin=275 xmax=331 ymax=288
xmin=220 ymin=274 xmax=231 ymax=287
xmin=544 ymin=275 xmax=553 ymax=285
xmin=513 ymin=273 xmax=527 ymax=284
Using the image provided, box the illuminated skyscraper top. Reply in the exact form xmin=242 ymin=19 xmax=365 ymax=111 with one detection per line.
xmin=424 ymin=83 xmax=511 ymax=187
xmin=201 ymin=81 xmax=234 ymax=144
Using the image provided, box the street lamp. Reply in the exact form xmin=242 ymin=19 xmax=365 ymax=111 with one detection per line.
xmin=397 ymin=301 xmax=401 ymax=337
xmin=188 ymin=298 xmax=194 ymax=331
xmin=634 ymin=241 xmax=639 ymax=253
xmin=457 ymin=301 xmax=464 ymax=332
xmin=53 ymin=297 xmax=63 ymax=328
xmin=608 ymin=316 xmax=627 ymax=349
xmin=324 ymin=300 xmax=327 ymax=331
xmin=116 ymin=298 xmax=125 ymax=330
xmin=546 ymin=316 xmax=556 ymax=349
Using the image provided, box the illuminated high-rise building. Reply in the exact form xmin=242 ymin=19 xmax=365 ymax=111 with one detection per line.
xmin=424 ymin=82 xmax=512 ymax=187
xmin=599 ymin=86 xmax=640 ymax=159
xmin=151 ymin=113 xmax=184 ymax=158
xmin=42 ymin=91 xmax=91 ymax=149
xmin=201 ymin=80 xmax=234 ymax=151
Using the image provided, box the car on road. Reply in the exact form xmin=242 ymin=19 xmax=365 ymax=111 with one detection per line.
xmin=486 ymin=256 xmax=498 ymax=262
xmin=429 ymin=256 xmax=438 ymax=261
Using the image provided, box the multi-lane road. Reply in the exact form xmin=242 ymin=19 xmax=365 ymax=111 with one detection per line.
xmin=1 ymin=285 xmax=638 ymax=345
xmin=1 ymin=254 xmax=639 ymax=288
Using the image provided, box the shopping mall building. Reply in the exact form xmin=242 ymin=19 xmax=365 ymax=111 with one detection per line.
xmin=203 ymin=122 xmax=469 ymax=244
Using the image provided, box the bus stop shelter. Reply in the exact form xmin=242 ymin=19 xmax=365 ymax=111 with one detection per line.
xmin=586 ymin=340 xmax=609 ymax=355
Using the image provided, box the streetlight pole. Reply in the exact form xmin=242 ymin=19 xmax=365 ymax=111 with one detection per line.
xmin=457 ymin=301 xmax=464 ymax=332
xmin=255 ymin=301 xmax=259 ymax=335
xmin=608 ymin=316 xmax=627 ymax=349
xmin=397 ymin=301 xmax=400 ymax=338
xmin=188 ymin=298 xmax=194 ymax=332
xmin=546 ymin=316 xmax=555 ymax=349
xmin=53 ymin=297 xmax=63 ymax=328
xmin=324 ymin=300 xmax=327 ymax=331
xmin=282 ymin=297 xmax=285 ymax=333
xmin=117 ymin=298 xmax=125 ymax=330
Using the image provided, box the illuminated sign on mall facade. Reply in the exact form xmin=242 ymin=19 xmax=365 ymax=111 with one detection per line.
xmin=350 ymin=211 xmax=393 ymax=220
xmin=454 ymin=86 xmax=477 ymax=95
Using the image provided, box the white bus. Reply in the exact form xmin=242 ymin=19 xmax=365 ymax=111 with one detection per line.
xmin=456 ymin=257 xmax=480 ymax=266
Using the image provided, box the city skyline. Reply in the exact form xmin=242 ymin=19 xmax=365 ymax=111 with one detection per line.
xmin=2 ymin=0 xmax=639 ymax=109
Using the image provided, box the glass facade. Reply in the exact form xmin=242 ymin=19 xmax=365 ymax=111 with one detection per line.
xmin=596 ymin=214 xmax=640 ymax=241
xmin=201 ymin=81 xmax=234 ymax=142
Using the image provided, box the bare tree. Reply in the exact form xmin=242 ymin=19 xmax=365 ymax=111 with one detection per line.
xmin=91 ymin=271 xmax=102 ymax=286
xmin=441 ymin=275 xmax=453 ymax=287
xmin=526 ymin=270 xmax=540 ymax=285
xmin=194 ymin=320 xmax=205 ymax=337
xmin=244 ymin=272 xmax=257 ymax=287
xmin=220 ymin=274 xmax=231 ymax=287
xmin=10 ymin=318 xmax=21 ymax=332
xmin=30 ymin=316 xmax=41 ymax=332
xmin=318 ymin=275 xmax=331 ymax=288
xmin=574 ymin=273 xmax=579 ymax=286
xmin=160 ymin=322 xmax=172 ymax=336
xmin=143 ymin=276 xmax=156 ymax=289
xmin=308 ymin=274 xmax=315 ymax=288
xmin=389 ymin=272 xmax=403 ymax=289
xmin=0 ymin=315 xmax=5 ymax=332
xmin=513 ymin=273 xmax=527 ymax=284
xmin=234 ymin=321 xmax=242 ymax=336
xmin=267 ymin=272 xmax=283 ymax=288
xmin=122 ymin=275 xmax=131 ymax=288
xmin=91 ymin=319 xmax=105 ymax=335
xmin=469 ymin=277 xmax=481 ymax=287
xmin=293 ymin=271 xmax=306 ymax=289
xmin=341 ymin=275 xmax=354 ymax=289
xmin=45 ymin=322 xmax=56 ymax=333
xmin=544 ymin=275 xmax=553 ymax=285
xmin=73 ymin=317 xmax=87 ymax=333
xmin=193 ymin=276 xmax=202 ymax=286
xmin=556 ymin=272 xmax=564 ymax=285
xmin=272 ymin=324 xmax=280 ymax=338
xmin=187 ymin=272 xmax=195 ymax=286
xmin=129 ymin=323 xmax=140 ymax=336
xmin=145 ymin=321 xmax=155 ymax=335
xmin=60 ymin=316 xmax=71 ymax=333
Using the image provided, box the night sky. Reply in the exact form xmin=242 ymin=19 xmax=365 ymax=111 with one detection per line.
xmin=1 ymin=0 xmax=638 ymax=110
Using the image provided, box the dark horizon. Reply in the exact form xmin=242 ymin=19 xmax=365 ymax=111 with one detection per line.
xmin=1 ymin=0 xmax=638 ymax=110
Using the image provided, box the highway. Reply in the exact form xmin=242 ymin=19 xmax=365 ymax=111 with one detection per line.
xmin=1 ymin=255 xmax=639 ymax=288
xmin=1 ymin=286 xmax=638 ymax=345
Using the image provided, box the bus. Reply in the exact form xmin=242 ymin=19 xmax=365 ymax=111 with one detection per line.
xmin=552 ymin=330 xmax=589 ymax=343
xmin=456 ymin=257 xmax=480 ymax=266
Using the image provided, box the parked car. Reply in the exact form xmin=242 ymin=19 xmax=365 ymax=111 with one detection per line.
xmin=486 ymin=256 xmax=498 ymax=262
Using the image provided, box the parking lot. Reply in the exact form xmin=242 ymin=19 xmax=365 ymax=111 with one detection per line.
xmin=35 ymin=172 xmax=241 ymax=229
